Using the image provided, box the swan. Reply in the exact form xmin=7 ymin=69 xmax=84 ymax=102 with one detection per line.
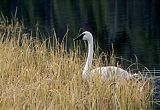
xmin=74 ymin=31 xmax=134 ymax=80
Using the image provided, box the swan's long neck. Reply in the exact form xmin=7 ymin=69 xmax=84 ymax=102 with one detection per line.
xmin=82 ymin=38 xmax=93 ymax=79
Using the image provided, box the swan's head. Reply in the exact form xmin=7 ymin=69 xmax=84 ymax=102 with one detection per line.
xmin=74 ymin=31 xmax=93 ymax=42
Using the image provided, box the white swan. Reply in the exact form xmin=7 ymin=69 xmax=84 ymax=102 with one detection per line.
xmin=74 ymin=31 xmax=133 ymax=80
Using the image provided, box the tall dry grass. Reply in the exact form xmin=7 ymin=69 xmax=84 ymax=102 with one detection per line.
xmin=0 ymin=19 xmax=153 ymax=110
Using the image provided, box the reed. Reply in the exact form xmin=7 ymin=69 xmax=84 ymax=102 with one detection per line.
xmin=0 ymin=19 xmax=153 ymax=110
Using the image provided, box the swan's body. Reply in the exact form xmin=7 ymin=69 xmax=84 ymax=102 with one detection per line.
xmin=90 ymin=66 xmax=131 ymax=80
xmin=74 ymin=31 xmax=131 ymax=80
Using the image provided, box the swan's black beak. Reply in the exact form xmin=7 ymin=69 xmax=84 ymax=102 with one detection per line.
xmin=73 ymin=33 xmax=85 ymax=41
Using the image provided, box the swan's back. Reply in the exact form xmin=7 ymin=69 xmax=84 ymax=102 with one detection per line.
xmin=91 ymin=66 xmax=131 ymax=80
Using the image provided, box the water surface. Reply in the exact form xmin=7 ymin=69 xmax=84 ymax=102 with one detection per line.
xmin=0 ymin=1 xmax=160 ymax=70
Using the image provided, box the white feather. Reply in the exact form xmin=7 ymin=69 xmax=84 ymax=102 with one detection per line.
xmin=76 ymin=31 xmax=132 ymax=80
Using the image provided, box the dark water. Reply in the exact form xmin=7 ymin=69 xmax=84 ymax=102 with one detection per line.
xmin=1 ymin=0 xmax=160 ymax=69
xmin=0 ymin=0 xmax=160 ymax=108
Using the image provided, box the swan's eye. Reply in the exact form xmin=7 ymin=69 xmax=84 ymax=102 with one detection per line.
xmin=74 ymin=33 xmax=85 ymax=41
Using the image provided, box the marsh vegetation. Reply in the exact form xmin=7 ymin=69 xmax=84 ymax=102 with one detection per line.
xmin=0 ymin=18 xmax=154 ymax=109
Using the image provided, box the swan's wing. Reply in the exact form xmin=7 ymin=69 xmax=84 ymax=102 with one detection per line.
xmin=91 ymin=67 xmax=112 ymax=78
xmin=91 ymin=66 xmax=131 ymax=79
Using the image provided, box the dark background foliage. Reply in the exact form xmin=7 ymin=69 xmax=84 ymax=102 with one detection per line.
xmin=0 ymin=0 xmax=160 ymax=68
